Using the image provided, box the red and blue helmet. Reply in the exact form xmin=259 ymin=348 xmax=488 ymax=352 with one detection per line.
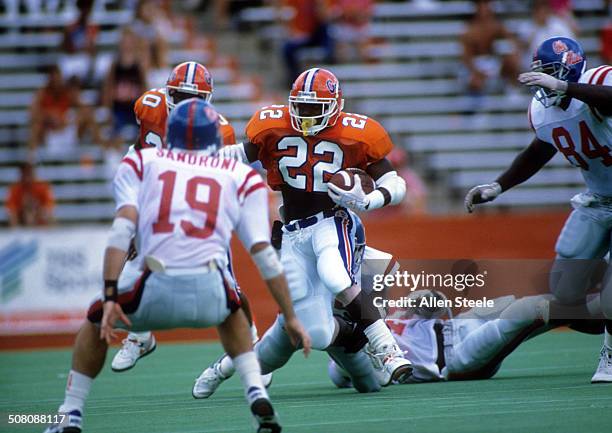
xmin=166 ymin=98 xmax=222 ymax=153
xmin=531 ymin=36 xmax=586 ymax=107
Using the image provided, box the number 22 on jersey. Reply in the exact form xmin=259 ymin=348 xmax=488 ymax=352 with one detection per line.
xmin=275 ymin=114 xmax=368 ymax=192
xmin=152 ymin=170 xmax=220 ymax=238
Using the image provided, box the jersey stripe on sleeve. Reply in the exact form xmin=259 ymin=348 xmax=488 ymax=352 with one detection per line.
xmin=237 ymin=169 xmax=265 ymax=203
xmin=121 ymin=157 xmax=142 ymax=180
xmin=596 ymin=66 xmax=612 ymax=85
xmin=243 ymin=182 xmax=266 ymax=199
xmin=588 ymin=65 xmax=609 ymax=84
xmin=237 ymin=169 xmax=259 ymax=197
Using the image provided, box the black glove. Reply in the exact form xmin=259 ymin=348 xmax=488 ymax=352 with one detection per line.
xmin=271 ymin=220 xmax=283 ymax=250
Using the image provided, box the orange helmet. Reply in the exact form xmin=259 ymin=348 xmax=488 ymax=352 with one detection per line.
xmin=289 ymin=68 xmax=344 ymax=136
xmin=166 ymin=61 xmax=213 ymax=110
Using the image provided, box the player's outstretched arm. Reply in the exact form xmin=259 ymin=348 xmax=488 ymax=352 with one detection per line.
xmin=519 ymin=72 xmax=612 ymax=116
xmin=217 ymin=141 xmax=260 ymax=163
xmin=465 ymin=137 xmax=557 ymax=212
xmin=100 ymin=205 xmax=137 ymax=344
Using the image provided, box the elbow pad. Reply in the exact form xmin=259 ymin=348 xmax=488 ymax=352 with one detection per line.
xmin=367 ymin=171 xmax=406 ymax=209
xmin=252 ymin=244 xmax=284 ymax=280
xmin=106 ymin=217 xmax=136 ymax=252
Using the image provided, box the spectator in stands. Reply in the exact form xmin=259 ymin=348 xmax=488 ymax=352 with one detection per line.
xmin=28 ymin=66 xmax=101 ymax=157
xmin=332 ymin=0 xmax=373 ymax=63
xmin=132 ymin=0 xmax=169 ymax=78
xmin=59 ymin=0 xmax=99 ymax=86
xmin=279 ymin=0 xmax=335 ymax=85
xmin=102 ymin=28 xmax=148 ymax=149
xmin=460 ymin=0 xmax=521 ymax=106
xmin=5 ymin=162 xmax=54 ymax=227
xmin=518 ymin=0 xmax=576 ymax=63
xmin=548 ymin=0 xmax=579 ymax=35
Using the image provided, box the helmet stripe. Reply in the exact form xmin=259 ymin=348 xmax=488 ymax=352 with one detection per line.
xmin=310 ymin=69 xmax=320 ymax=92
xmin=185 ymin=62 xmax=196 ymax=84
xmin=304 ymin=68 xmax=319 ymax=92
xmin=186 ymin=99 xmax=196 ymax=150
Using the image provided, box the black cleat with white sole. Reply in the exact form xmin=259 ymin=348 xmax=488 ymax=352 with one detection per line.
xmin=251 ymin=398 xmax=281 ymax=433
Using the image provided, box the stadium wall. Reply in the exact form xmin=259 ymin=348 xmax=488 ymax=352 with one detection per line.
xmin=0 ymin=210 xmax=569 ymax=350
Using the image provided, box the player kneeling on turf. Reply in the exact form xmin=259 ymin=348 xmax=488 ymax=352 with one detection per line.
xmin=43 ymin=99 xmax=311 ymax=433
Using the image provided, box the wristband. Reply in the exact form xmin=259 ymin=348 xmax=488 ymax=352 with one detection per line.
xmin=104 ymin=280 xmax=118 ymax=302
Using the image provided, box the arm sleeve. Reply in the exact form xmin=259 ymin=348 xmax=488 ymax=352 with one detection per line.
xmin=235 ymin=172 xmax=270 ymax=251
xmin=113 ymin=152 xmax=142 ymax=210
xmin=568 ymin=66 xmax=612 ymax=117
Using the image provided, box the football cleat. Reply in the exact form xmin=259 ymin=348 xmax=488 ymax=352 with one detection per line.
xmin=192 ymin=361 xmax=228 ymax=399
xmin=365 ymin=343 xmax=413 ymax=386
xmin=251 ymin=398 xmax=281 ymax=433
xmin=591 ymin=346 xmax=612 ymax=383
xmin=42 ymin=410 xmax=82 ymax=433
xmin=111 ymin=333 xmax=156 ymax=372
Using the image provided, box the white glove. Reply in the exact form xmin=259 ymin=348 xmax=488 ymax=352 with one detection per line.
xmin=217 ymin=143 xmax=247 ymax=162
xmin=327 ymin=174 xmax=370 ymax=212
xmin=518 ymin=72 xmax=568 ymax=93
xmin=464 ymin=182 xmax=502 ymax=213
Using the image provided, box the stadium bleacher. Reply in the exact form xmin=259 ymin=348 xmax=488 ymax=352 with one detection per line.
xmin=0 ymin=1 xmax=263 ymax=224
xmin=0 ymin=0 xmax=608 ymax=224
xmin=238 ymin=0 xmax=607 ymax=211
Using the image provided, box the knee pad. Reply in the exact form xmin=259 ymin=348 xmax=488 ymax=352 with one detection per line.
xmin=317 ymin=246 xmax=352 ymax=295
xmin=307 ymin=322 xmax=335 ymax=351
xmin=555 ymin=211 xmax=608 ymax=259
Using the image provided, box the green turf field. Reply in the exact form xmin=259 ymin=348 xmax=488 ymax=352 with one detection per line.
xmin=1 ymin=331 xmax=611 ymax=433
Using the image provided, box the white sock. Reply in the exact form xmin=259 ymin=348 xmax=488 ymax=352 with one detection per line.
xmin=605 ymin=328 xmax=612 ymax=350
xmin=364 ymin=319 xmax=396 ymax=350
xmin=250 ymin=323 xmax=259 ymax=343
xmin=59 ymin=370 xmax=92 ymax=414
xmin=129 ymin=331 xmax=152 ymax=341
xmin=233 ymin=351 xmax=268 ymax=405
xmin=219 ymin=354 xmax=236 ymax=377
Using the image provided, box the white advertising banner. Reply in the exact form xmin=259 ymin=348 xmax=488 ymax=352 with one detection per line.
xmin=0 ymin=226 xmax=108 ymax=335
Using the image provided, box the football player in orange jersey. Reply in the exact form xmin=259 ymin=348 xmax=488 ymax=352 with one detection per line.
xmin=192 ymin=68 xmax=413 ymax=397
xmin=110 ymin=62 xmax=268 ymax=382
xmin=133 ymin=61 xmax=236 ymax=149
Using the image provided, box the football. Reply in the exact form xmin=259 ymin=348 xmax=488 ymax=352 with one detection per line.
xmin=329 ymin=168 xmax=375 ymax=194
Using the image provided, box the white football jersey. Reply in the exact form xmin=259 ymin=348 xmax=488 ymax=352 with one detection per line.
xmin=529 ymin=65 xmax=612 ymax=196
xmin=114 ymin=147 xmax=269 ymax=269
xmin=388 ymin=318 xmax=444 ymax=382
